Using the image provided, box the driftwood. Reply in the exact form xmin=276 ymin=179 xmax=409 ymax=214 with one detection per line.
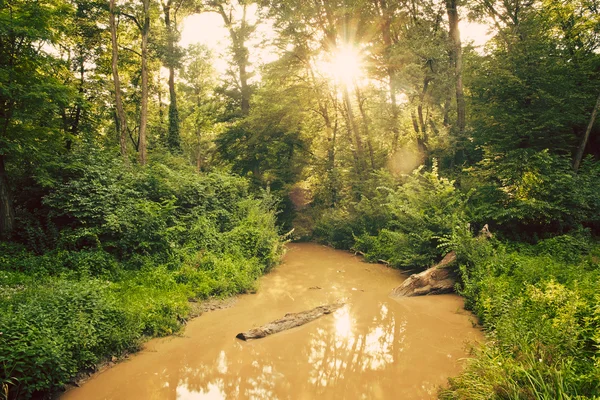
xmin=390 ymin=251 xmax=458 ymax=297
xmin=390 ymin=224 xmax=492 ymax=297
xmin=236 ymin=303 xmax=345 ymax=341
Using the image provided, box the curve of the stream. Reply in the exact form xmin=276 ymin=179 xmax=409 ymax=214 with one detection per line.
xmin=61 ymin=243 xmax=482 ymax=400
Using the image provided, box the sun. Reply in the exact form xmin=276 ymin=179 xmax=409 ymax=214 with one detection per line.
xmin=314 ymin=44 xmax=365 ymax=87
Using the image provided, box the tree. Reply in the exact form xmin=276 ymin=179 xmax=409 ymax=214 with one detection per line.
xmin=207 ymin=0 xmax=255 ymax=115
xmin=179 ymin=44 xmax=220 ymax=170
xmin=445 ymin=0 xmax=465 ymax=134
xmin=573 ymin=92 xmax=600 ymax=172
xmin=110 ymin=0 xmax=129 ymax=158
xmin=0 ymin=0 xmax=75 ymax=238
xmin=120 ymin=0 xmax=152 ymax=165
xmin=161 ymin=0 xmax=185 ymax=153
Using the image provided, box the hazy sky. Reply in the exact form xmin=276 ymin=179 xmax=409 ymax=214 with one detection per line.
xmin=179 ymin=8 xmax=492 ymax=77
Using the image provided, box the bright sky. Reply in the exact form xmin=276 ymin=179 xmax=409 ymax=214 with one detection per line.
xmin=462 ymin=20 xmax=493 ymax=49
xmin=179 ymin=9 xmax=493 ymax=79
xmin=179 ymin=4 xmax=279 ymax=80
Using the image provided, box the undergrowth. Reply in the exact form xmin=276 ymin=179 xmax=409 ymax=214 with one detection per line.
xmin=0 ymin=147 xmax=284 ymax=400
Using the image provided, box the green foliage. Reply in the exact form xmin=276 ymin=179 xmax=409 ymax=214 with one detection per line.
xmin=0 ymin=278 xmax=143 ymax=399
xmin=0 ymin=147 xmax=284 ymax=399
xmin=315 ymin=163 xmax=468 ymax=269
xmin=440 ymin=233 xmax=600 ymax=399
xmin=466 ymin=151 xmax=600 ymax=237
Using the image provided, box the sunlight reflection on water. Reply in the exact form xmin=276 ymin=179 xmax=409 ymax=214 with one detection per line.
xmin=62 ymin=243 xmax=481 ymax=400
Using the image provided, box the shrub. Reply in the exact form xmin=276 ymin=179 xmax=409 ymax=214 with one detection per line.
xmin=0 ymin=279 xmax=144 ymax=399
xmin=467 ymin=150 xmax=600 ymax=238
xmin=314 ymin=162 xmax=468 ymax=269
xmin=441 ymin=235 xmax=600 ymax=399
xmin=0 ymin=147 xmax=284 ymax=399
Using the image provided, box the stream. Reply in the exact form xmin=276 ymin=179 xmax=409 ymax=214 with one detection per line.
xmin=61 ymin=243 xmax=482 ymax=400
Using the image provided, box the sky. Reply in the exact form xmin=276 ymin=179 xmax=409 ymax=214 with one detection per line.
xmin=180 ymin=4 xmax=279 ymax=80
xmin=179 ymin=8 xmax=493 ymax=78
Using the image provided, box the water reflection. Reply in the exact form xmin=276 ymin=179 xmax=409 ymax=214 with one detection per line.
xmin=166 ymin=300 xmax=407 ymax=400
xmin=62 ymin=243 xmax=480 ymax=400
xmin=305 ymin=301 xmax=406 ymax=396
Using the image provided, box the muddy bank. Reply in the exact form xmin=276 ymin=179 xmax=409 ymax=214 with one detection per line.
xmin=61 ymin=243 xmax=482 ymax=400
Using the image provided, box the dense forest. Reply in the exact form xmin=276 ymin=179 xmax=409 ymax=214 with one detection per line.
xmin=1 ymin=0 xmax=600 ymax=398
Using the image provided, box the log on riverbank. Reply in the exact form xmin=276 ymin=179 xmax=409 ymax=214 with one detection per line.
xmin=390 ymin=251 xmax=458 ymax=297
xmin=391 ymin=224 xmax=493 ymax=297
xmin=236 ymin=303 xmax=345 ymax=341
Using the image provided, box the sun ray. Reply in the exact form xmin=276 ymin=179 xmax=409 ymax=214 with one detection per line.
xmin=314 ymin=44 xmax=365 ymax=87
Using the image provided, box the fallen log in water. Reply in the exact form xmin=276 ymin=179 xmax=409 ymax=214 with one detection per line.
xmin=236 ymin=303 xmax=345 ymax=341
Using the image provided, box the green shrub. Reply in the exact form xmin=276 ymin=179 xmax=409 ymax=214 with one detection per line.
xmin=0 ymin=279 xmax=144 ymax=399
xmin=0 ymin=148 xmax=284 ymax=399
xmin=314 ymin=162 xmax=468 ymax=269
xmin=313 ymin=208 xmax=358 ymax=249
xmin=441 ymin=235 xmax=600 ymax=399
xmin=467 ymin=150 xmax=600 ymax=237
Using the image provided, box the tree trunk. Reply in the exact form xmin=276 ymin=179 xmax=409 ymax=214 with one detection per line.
xmin=355 ymin=85 xmax=376 ymax=170
xmin=239 ymin=55 xmax=250 ymax=115
xmin=238 ymin=4 xmax=250 ymax=115
xmin=236 ymin=303 xmax=345 ymax=340
xmin=109 ymin=0 xmax=128 ymax=159
xmin=307 ymin=61 xmax=338 ymax=206
xmin=217 ymin=3 xmax=251 ymax=115
xmin=389 ymin=77 xmax=400 ymax=152
xmin=446 ymin=0 xmax=466 ymax=134
xmin=378 ymin=0 xmax=401 ymax=152
xmin=573 ymin=92 xmax=600 ymax=172
xmin=0 ymin=155 xmax=15 ymax=240
xmin=418 ymin=77 xmax=431 ymax=135
xmin=163 ymin=0 xmax=181 ymax=153
xmin=158 ymin=82 xmax=165 ymax=140
xmin=138 ymin=0 xmax=149 ymax=166
xmin=167 ymin=65 xmax=180 ymax=151
xmin=343 ymin=86 xmax=365 ymax=171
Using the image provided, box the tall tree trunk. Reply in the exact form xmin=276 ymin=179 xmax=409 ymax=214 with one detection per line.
xmin=109 ymin=0 xmax=128 ymax=159
xmin=217 ymin=3 xmax=251 ymax=115
xmin=139 ymin=0 xmax=149 ymax=166
xmin=411 ymin=109 xmax=428 ymax=156
xmin=307 ymin=61 xmax=338 ymax=206
xmin=239 ymin=56 xmax=250 ymax=115
xmin=0 ymin=155 xmax=15 ymax=240
xmin=573 ymin=92 xmax=600 ymax=171
xmin=158 ymin=81 xmax=166 ymax=140
xmin=446 ymin=0 xmax=466 ymax=134
xmin=355 ymin=85 xmax=376 ymax=170
xmin=378 ymin=0 xmax=401 ymax=152
xmin=418 ymin=77 xmax=431 ymax=135
xmin=238 ymin=4 xmax=250 ymax=116
xmin=163 ymin=0 xmax=181 ymax=152
xmin=389 ymin=77 xmax=400 ymax=152
xmin=167 ymin=65 xmax=180 ymax=151
xmin=328 ymin=121 xmax=339 ymax=206
xmin=343 ymin=86 xmax=365 ymax=171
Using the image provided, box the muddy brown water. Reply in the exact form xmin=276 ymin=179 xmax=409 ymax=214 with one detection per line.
xmin=61 ymin=243 xmax=482 ymax=400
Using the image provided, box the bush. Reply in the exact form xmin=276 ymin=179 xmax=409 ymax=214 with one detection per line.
xmin=467 ymin=150 xmax=600 ymax=238
xmin=0 ymin=147 xmax=284 ymax=399
xmin=314 ymin=162 xmax=468 ymax=269
xmin=0 ymin=278 xmax=144 ymax=399
xmin=440 ymin=233 xmax=600 ymax=399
